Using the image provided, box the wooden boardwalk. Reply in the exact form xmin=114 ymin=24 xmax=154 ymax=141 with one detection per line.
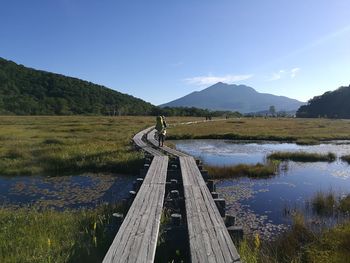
xmin=104 ymin=125 xmax=240 ymax=263
xmin=180 ymin=157 xmax=240 ymax=263
xmin=147 ymin=129 xmax=189 ymax=157
xmin=103 ymin=130 xmax=168 ymax=263
xmin=133 ymin=127 xmax=164 ymax=156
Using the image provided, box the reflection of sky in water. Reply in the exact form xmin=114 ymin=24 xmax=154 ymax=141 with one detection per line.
xmin=174 ymin=140 xmax=350 ymax=236
xmin=217 ymin=161 xmax=350 ymax=226
xmin=174 ymin=139 xmax=350 ymax=166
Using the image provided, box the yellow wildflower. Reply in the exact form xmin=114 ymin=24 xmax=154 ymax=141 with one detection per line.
xmin=254 ymin=233 xmax=260 ymax=249
xmin=47 ymin=238 xmax=51 ymax=248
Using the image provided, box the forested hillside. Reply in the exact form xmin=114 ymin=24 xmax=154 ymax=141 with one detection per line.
xmin=0 ymin=57 xmax=155 ymax=115
xmin=297 ymin=85 xmax=350 ymax=118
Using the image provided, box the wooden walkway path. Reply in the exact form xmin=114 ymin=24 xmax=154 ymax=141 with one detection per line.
xmin=103 ymin=129 xmax=168 ymax=263
xmin=147 ymin=129 xmax=189 ymax=157
xmin=104 ymin=125 xmax=241 ymax=263
xmin=133 ymin=127 xmax=164 ymax=156
xmin=180 ymin=156 xmax=240 ymax=262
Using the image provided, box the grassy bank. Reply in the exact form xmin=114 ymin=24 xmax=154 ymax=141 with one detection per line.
xmin=167 ymin=118 xmax=350 ymax=144
xmin=205 ymin=161 xmax=279 ymax=179
xmin=267 ymin=151 xmax=336 ymax=162
xmin=239 ymin=214 xmax=350 ymax=263
xmin=0 ymin=116 xmax=200 ymax=176
xmin=341 ymin=155 xmax=350 ymax=164
xmin=0 ymin=204 xmax=123 ymax=263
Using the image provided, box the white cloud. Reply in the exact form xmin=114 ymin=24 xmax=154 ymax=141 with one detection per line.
xmin=184 ymin=74 xmax=253 ymax=86
xmin=268 ymin=72 xmax=282 ymax=81
xmin=268 ymin=68 xmax=301 ymax=81
xmin=290 ymin=67 xmax=300 ymax=78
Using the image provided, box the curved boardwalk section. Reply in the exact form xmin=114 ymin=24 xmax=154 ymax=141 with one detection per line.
xmin=104 ymin=125 xmax=240 ymax=263
xmin=133 ymin=127 xmax=164 ymax=156
xmin=147 ymin=129 xmax=188 ymax=157
xmin=103 ymin=129 xmax=168 ymax=263
xmin=148 ymin=128 xmax=240 ymax=262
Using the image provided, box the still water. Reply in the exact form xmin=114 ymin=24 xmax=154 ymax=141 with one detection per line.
xmin=174 ymin=140 xmax=350 ymax=239
xmin=0 ymin=173 xmax=133 ymax=210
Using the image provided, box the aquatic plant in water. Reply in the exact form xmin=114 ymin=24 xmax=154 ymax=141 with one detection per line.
xmin=267 ymin=151 xmax=336 ymax=162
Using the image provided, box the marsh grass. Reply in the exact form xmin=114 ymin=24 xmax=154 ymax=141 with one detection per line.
xmin=312 ymin=191 xmax=337 ymax=215
xmin=267 ymin=151 xmax=336 ymax=162
xmin=341 ymin=155 xmax=350 ymax=164
xmin=42 ymin=138 xmax=65 ymax=145
xmin=311 ymin=191 xmax=350 ymax=215
xmin=0 ymin=204 xmax=124 ymax=263
xmin=239 ymin=213 xmax=350 ymax=263
xmin=205 ymin=161 xmax=279 ymax=179
xmin=167 ymin=118 xmax=350 ymax=143
xmin=239 ymin=213 xmax=314 ymax=263
xmin=295 ymin=138 xmax=319 ymax=145
xmin=339 ymin=195 xmax=350 ymax=213
xmin=0 ymin=116 xmax=201 ymax=176
xmin=5 ymin=148 xmax=30 ymax=159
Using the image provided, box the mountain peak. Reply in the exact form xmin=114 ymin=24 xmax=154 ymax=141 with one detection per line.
xmin=205 ymin=82 xmax=257 ymax=93
xmin=161 ymin=83 xmax=304 ymax=113
xmin=211 ymin=81 xmax=227 ymax=86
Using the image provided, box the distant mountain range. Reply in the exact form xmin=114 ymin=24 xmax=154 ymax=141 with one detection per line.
xmin=297 ymin=85 xmax=350 ymax=118
xmin=0 ymin=57 xmax=154 ymax=115
xmin=161 ymin=82 xmax=305 ymax=113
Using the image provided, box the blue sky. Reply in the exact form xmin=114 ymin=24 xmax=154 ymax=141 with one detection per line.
xmin=1 ymin=1 xmax=350 ymax=105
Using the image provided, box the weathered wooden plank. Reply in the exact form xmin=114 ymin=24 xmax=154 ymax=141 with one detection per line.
xmin=188 ymin=185 xmax=215 ymax=263
xmin=143 ymin=156 xmax=168 ymax=185
xmin=103 ymin=155 xmax=168 ymax=263
xmin=179 ymin=156 xmax=241 ymax=263
xmin=194 ymin=185 xmax=225 ymax=263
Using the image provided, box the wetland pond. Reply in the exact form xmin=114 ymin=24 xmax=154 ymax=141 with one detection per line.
xmin=174 ymin=139 xmax=350 ymax=240
xmin=0 ymin=173 xmax=134 ymax=210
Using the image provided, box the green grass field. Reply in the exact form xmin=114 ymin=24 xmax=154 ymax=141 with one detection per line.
xmin=0 ymin=204 xmax=123 ymax=263
xmin=0 ymin=116 xmax=201 ymax=176
xmin=167 ymin=117 xmax=350 ymax=144
xmin=0 ymin=116 xmax=152 ymax=176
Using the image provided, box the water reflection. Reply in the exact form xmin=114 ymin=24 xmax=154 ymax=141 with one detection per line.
xmin=174 ymin=139 xmax=350 ymax=239
xmin=175 ymin=139 xmax=350 ymax=165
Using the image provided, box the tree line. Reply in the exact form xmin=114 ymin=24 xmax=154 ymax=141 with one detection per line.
xmin=297 ymin=85 xmax=350 ymax=119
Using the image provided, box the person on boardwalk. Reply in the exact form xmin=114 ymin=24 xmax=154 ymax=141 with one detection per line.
xmin=155 ymin=115 xmax=166 ymax=147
